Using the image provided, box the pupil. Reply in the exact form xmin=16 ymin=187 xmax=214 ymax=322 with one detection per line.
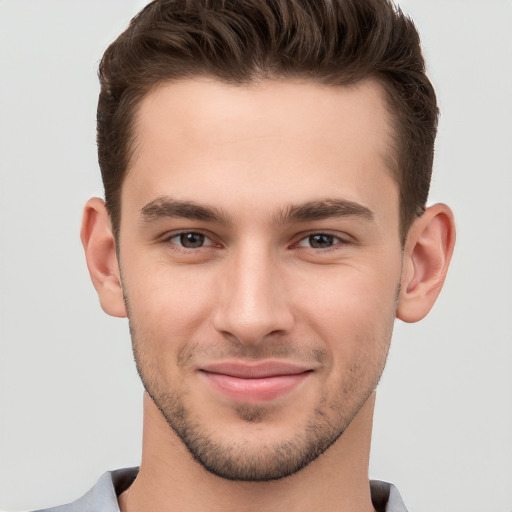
xmin=310 ymin=234 xmax=334 ymax=248
xmin=180 ymin=232 xmax=204 ymax=248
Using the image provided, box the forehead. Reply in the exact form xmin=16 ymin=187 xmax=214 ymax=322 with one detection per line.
xmin=124 ymin=78 xmax=397 ymax=225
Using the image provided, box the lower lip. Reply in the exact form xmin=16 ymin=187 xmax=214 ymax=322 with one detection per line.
xmin=201 ymin=371 xmax=311 ymax=403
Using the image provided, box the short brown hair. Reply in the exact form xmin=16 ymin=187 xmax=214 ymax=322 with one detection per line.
xmin=97 ymin=0 xmax=438 ymax=242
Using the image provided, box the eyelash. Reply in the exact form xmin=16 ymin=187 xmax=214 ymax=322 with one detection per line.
xmin=163 ymin=230 xmax=350 ymax=252
xmin=165 ymin=231 xmax=217 ymax=251
xmin=294 ymin=232 xmax=348 ymax=250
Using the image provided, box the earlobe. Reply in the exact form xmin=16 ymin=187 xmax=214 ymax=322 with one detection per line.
xmin=397 ymin=203 xmax=456 ymax=323
xmin=80 ymin=198 xmax=127 ymax=318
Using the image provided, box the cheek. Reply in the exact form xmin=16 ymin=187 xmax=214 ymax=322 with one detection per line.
xmin=292 ymin=263 xmax=399 ymax=367
xmin=303 ymin=272 xmax=396 ymax=407
xmin=296 ymin=264 xmax=399 ymax=326
xmin=123 ymin=262 xmax=216 ymax=353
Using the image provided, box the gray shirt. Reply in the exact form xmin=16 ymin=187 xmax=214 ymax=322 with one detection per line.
xmin=32 ymin=467 xmax=408 ymax=512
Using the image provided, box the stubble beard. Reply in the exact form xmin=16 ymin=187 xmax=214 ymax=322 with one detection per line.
xmin=128 ymin=325 xmax=390 ymax=482
xmin=122 ymin=273 xmax=398 ymax=482
xmin=140 ymin=383 xmax=357 ymax=482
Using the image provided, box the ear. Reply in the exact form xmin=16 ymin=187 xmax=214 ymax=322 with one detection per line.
xmin=397 ymin=203 xmax=456 ymax=323
xmin=80 ymin=197 xmax=127 ymax=318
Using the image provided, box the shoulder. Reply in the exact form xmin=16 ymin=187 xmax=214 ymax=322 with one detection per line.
xmin=370 ymin=480 xmax=408 ymax=512
xmin=28 ymin=468 xmax=138 ymax=512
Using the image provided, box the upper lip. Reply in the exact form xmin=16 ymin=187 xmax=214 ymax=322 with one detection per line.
xmin=200 ymin=361 xmax=313 ymax=379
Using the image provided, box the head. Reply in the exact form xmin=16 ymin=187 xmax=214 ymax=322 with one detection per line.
xmin=83 ymin=0 xmax=454 ymax=483
xmin=97 ymin=0 xmax=438 ymax=244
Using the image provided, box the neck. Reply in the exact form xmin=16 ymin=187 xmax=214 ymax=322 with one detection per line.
xmin=119 ymin=392 xmax=377 ymax=512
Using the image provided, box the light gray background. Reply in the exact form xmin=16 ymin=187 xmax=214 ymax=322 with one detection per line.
xmin=0 ymin=1 xmax=511 ymax=511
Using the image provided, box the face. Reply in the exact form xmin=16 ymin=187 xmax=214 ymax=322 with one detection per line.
xmin=117 ymin=78 xmax=403 ymax=481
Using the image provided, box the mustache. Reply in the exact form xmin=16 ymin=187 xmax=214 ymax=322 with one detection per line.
xmin=176 ymin=340 xmax=329 ymax=368
xmin=124 ymin=301 xmax=329 ymax=367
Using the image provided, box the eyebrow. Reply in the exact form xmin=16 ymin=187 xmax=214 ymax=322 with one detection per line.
xmin=140 ymin=196 xmax=374 ymax=226
xmin=275 ymin=199 xmax=374 ymax=224
xmin=140 ymin=196 xmax=231 ymax=225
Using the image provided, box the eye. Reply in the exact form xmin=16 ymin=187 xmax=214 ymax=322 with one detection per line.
xmin=168 ymin=232 xmax=212 ymax=249
xmin=297 ymin=233 xmax=342 ymax=249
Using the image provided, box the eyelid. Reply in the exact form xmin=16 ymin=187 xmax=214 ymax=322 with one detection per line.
xmin=159 ymin=229 xmax=352 ymax=250
xmin=292 ymin=231 xmax=353 ymax=252
xmin=163 ymin=230 xmax=218 ymax=248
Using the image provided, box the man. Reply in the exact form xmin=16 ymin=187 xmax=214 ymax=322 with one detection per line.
xmin=35 ymin=0 xmax=455 ymax=510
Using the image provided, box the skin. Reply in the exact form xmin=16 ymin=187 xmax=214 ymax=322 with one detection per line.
xmin=82 ymin=78 xmax=455 ymax=511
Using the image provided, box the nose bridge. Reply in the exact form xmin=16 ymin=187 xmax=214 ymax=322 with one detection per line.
xmin=213 ymin=240 xmax=292 ymax=344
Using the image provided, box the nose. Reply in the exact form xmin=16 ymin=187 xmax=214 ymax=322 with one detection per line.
xmin=212 ymin=245 xmax=294 ymax=345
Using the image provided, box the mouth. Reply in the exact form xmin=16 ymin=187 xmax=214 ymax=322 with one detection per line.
xmin=199 ymin=361 xmax=314 ymax=403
